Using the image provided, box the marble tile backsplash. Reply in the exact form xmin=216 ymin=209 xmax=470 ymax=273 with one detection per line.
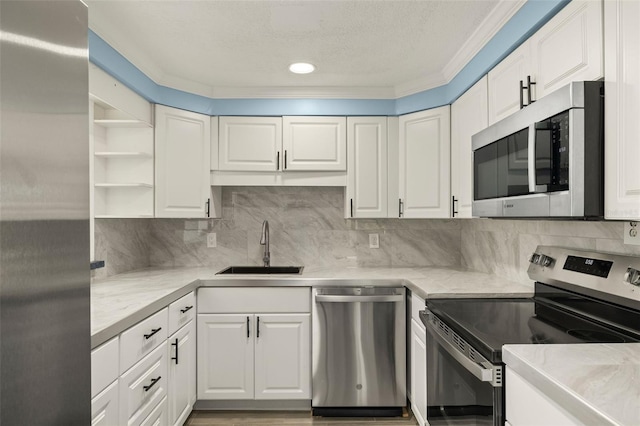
xmin=94 ymin=187 xmax=639 ymax=283
xmin=460 ymin=219 xmax=640 ymax=284
xmin=147 ymin=187 xmax=462 ymax=270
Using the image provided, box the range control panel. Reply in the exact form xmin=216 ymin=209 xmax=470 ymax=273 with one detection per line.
xmin=563 ymin=255 xmax=613 ymax=278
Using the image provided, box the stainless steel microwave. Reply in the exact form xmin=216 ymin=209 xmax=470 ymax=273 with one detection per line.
xmin=472 ymin=81 xmax=604 ymax=218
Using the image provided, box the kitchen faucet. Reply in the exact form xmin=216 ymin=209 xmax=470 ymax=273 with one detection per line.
xmin=260 ymin=220 xmax=270 ymax=267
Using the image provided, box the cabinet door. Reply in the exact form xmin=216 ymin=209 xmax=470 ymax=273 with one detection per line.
xmin=530 ymin=0 xmax=603 ymax=99
xmin=91 ymin=380 xmax=119 ymax=426
xmin=451 ymin=76 xmax=488 ymax=218
xmin=410 ymin=318 xmax=427 ymax=426
xmin=197 ymin=314 xmax=254 ymax=400
xmin=604 ymin=0 xmax=640 ymax=219
xmin=167 ymin=321 xmax=195 ymax=426
xmin=254 ymin=314 xmax=311 ymax=400
xmin=487 ymin=42 xmax=531 ymax=125
xmin=218 ymin=117 xmax=282 ymax=171
xmin=155 ymin=105 xmax=211 ymax=218
xmin=282 ymin=116 xmax=346 ymax=171
xmin=505 ymin=367 xmax=581 ymax=425
xmin=346 ymin=117 xmax=388 ymax=218
xmin=398 ymin=106 xmax=451 ymax=218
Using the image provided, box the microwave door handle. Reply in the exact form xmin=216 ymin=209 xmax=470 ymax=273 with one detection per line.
xmin=528 ymin=124 xmax=537 ymax=193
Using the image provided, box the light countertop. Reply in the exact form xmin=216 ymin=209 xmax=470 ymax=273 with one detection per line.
xmin=503 ymin=344 xmax=640 ymax=426
xmin=91 ymin=265 xmax=533 ymax=348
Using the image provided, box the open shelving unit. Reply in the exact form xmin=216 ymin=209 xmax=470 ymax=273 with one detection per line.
xmin=91 ymin=96 xmax=154 ymax=218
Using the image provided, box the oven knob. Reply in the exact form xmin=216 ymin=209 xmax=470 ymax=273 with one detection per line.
xmin=529 ymin=253 xmax=541 ymax=264
xmin=538 ymin=255 xmax=555 ymax=267
xmin=624 ymin=268 xmax=640 ymax=286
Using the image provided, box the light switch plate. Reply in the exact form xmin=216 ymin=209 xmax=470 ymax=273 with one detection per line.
xmin=369 ymin=233 xmax=380 ymax=249
xmin=207 ymin=233 xmax=217 ymax=248
xmin=624 ymin=221 xmax=640 ymax=246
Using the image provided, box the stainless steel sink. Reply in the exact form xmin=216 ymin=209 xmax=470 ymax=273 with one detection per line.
xmin=216 ymin=266 xmax=304 ymax=275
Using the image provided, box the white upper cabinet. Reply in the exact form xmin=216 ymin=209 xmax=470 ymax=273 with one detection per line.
xmin=218 ymin=117 xmax=282 ymax=171
xmin=488 ymin=0 xmax=603 ymax=125
xmin=451 ymin=76 xmax=488 ymax=218
xmin=530 ymin=0 xmax=603 ymax=99
xmin=282 ymin=116 xmax=347 ymax=171
xmin=487 ymin=42 xmax=531 ymax=125
xmin=604 ymin=0 xmax=640 ymax=219
xmin=346 ymin=117 xmax=388 ymax=218
xmin=155 ymin=105 xmax=213 ymax=218
xmin=398 ymin=106 xmax=451 ymax=218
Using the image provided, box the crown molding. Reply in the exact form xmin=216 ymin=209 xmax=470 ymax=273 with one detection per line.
xmin=156 ymin=72 xmax=398 ymax=99
xmin=89 ymin=22 xmax=167 ymax=87
xmin=441 ymin=0 xmax=526 ymax=82
xmin=393 ymin=72 xmax=449 ymax=98
xmin=90 ymin=0 xmax=526 ymax=101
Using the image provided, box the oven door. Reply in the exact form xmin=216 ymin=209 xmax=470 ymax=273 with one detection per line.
xmin=420 ymin=310 xmax=503 ymax=426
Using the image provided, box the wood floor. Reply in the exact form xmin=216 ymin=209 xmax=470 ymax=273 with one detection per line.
xmin=184 ymin=409 xmax=419 ymax=426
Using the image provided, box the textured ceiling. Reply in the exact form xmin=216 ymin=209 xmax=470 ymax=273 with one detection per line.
xmin=87 ymin=0 xmax=523 ymax=98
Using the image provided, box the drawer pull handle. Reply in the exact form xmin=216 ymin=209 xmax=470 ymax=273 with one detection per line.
xmin=180 ymin=306 xmax=193 ymax=314
xmin=171 ymin=338 xmax=179 ymax=365
xmin=144 ymin=328 xmax=161 ymax=340
xmin=247 ymin=316 xmax=250 ymax=338
xmin=143 ymin=376 xmax=161 ymax=392
xmin=257 ymin=316 xmax=260 ymax=338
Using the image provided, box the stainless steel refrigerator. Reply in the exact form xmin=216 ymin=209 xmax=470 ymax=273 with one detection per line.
xmin=0 ymin=1 xmax=90 ymax=424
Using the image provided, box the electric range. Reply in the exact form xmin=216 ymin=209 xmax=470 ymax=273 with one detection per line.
xmin=419 ymin=245 xmax=640 ymax=426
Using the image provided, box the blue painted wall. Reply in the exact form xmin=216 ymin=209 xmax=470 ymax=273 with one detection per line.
xmin=89 ymin=0 xmax=570 ymax=116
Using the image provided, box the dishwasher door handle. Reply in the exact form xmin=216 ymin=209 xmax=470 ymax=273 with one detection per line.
xmin=315 ymin=294 xmax=404 ymax=303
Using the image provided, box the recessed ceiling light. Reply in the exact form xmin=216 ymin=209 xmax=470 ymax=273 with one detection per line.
xmin=289 ymin=62 xmax=315 ymax=74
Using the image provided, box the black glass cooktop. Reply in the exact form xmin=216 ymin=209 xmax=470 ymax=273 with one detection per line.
xmin=426 ymin=284 xmax=640 ymax=364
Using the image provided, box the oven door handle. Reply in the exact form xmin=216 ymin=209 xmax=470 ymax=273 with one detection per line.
xmin=424 ymin=316 xmax=497 ymax=385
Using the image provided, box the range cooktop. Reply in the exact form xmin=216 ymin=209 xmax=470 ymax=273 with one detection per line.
xmin=427 ymin=291 xmax=640 ymax=363
xmin=426 ymin=246 xmax=640 ymax=364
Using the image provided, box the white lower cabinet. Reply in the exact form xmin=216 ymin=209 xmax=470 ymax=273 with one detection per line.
xmin=505 ymin=367 xmax=581 ymax=425
xmin=91 ymin=380 xmax=120 ymax=426
xmin=197 ymin=313 xmax=311 ymax=400
xmin=410 ymin=319 xmax=427 ymax=426
xmin=119 ymin=341 xmax=169 ymax=426
xmin=197 ymin=287 xmax=312 ymax=402
xmin=254 ymin=314 xmax=311 ymax=400
xmin=197 ymin=314 xmax=255 ymax=399
xmin=141 ymin=397 xmax=169 ymax=426
xmin=167 ymin=320 xmax=196 ymax=426
xmin=410 ymin=288 xmax=427 ymax=426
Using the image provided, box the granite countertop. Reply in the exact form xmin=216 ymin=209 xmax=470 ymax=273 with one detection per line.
xmin=91 ymin=265 xmax=533 ymax=348
xmin=503 ymin=344 xmax=640 ymax=426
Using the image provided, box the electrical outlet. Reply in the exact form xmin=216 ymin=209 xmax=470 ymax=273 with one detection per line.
xmin=369 ymin=233 xmax=380 ymax=249
xmin=207 ymin=233 xmax=217 ymax=248
xmin=624 ymin=221 xmax=640 ymax=246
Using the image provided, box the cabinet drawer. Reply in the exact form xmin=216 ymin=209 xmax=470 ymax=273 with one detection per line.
xmin=91 ymin=337 xmax=119 ymax=397
xmin=91 ymin=379 xmax=119 ymax=426
xmin=411 ymin=293 xmax=426 ymax=326
xmin=140 ymin=396 xmax=168 ymax=426
xmin=198 ymin=287 xmax=310 ymax=313
xmin=120 ymin=341 xmax=168 ymax=426
xmin=168 ymin=292 xmax=196 ymax=336
xmin=120 ymin=308 xmax=168 ymax=374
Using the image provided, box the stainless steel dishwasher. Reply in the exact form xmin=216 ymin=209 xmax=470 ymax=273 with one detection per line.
xmin=312 ymin=286 xmax=406 ymax=416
